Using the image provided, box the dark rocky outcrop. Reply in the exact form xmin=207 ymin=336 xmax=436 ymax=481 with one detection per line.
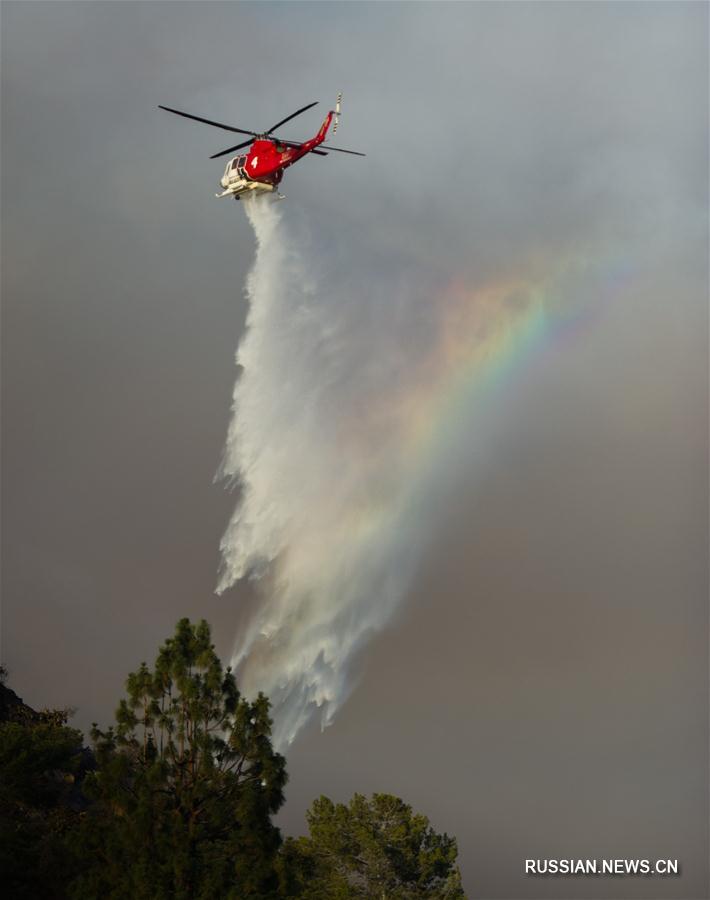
xmin=0 ymin=680 xmax=37 ymax=723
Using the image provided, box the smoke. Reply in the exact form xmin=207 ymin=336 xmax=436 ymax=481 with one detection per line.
xmin=216 ymin=194 xmax=572 ymax=748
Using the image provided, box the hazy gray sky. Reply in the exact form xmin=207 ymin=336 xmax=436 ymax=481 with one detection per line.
xmin=2 ymin=3 xmax=707 ymax=897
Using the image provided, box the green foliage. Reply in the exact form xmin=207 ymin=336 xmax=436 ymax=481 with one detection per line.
xmin=0 ymin=706 xmax=85 ymax=899
xmin=280 ymin=793 xmax=466 ymax=899
xmin=0 ymin=625 xmax=469 ymax=899
xmin=71 ymin=618 xmax=287 ymax=899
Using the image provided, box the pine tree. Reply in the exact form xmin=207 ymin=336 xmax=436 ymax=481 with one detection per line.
xmin=280 ymin=793 xmax=466 ymax=899
xmin=71 ymin=618 xmax=286 ymax=899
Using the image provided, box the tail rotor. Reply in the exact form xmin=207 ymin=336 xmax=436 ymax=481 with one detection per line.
xmin=333 ymin=92 xmax=342 ymax=135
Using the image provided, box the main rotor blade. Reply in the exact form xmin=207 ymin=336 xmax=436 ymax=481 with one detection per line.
xmin=323 ymin=145 xmax=366 ymax=156
xmin=159 ymin=105 xmax=257 ymax=137
xmin=266 ymin=101 xmax=318 ymax=135
xmin=209 ymin=138 xmax=254 ymax=159
xmin=279 ymin=138 xmax=364 ymax=157
xmin=276 ymin=139 xmax=325 ymax=155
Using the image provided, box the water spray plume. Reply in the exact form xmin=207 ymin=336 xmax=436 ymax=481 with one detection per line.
xmin=217 ymin=195 xmax=611 ymax=748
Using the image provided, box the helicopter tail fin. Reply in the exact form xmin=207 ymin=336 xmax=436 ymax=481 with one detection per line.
xmin=315 ymin=110 xmax=335 ymax=144
xmin=314 ymin=95 xmax=342 ymax=144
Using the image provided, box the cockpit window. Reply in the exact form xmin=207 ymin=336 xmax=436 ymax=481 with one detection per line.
xmin=231 ymin=159 xmax=239 ymax=170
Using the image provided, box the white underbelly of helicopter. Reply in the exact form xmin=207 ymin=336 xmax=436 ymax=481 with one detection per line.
xmin=216 ymin=177 xmax=275 ymax=199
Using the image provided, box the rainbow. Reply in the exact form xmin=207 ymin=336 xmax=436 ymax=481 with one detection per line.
xmin=334 ymin=253 xmax=632 ymax=540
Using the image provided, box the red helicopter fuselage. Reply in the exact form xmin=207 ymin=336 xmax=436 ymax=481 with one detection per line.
xmin=218 ymin=111 xmax=334 ymax=198
xmin=248 ymin=111 xmax=333 ymax=180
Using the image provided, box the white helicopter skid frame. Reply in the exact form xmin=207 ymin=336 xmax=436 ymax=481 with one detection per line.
xmin=215 ymin=179 xmax=279 ymax=201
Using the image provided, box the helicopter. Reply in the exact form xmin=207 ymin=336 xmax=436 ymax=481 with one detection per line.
xmin=158 ymin=93 xmax=364 ymax=200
